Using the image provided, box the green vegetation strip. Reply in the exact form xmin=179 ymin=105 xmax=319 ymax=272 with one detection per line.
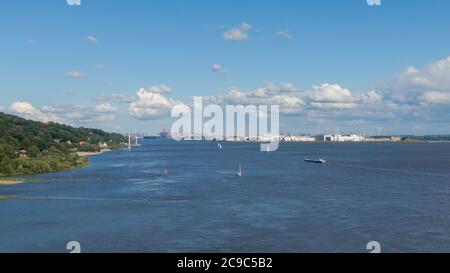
xmin=0 ymin=112 xmax=126 ymax=176
xmin=0 ymin=196 xmax=16 ymax=200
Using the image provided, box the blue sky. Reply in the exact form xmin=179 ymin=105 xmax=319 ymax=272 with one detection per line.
xmin=1 ymin=0 xmax=450 ymax=135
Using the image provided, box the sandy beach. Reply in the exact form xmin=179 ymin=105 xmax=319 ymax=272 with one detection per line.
xmin=0 ymin=180 xmax=23 ymax=185
xmin=76 ymin=152 xmax=102 ymax=157
xmin=77 ymin=149 xmax=112 ymax=157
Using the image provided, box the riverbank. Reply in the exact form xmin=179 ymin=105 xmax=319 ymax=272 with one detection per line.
xmin=0 ymin=179 xmax=24 ymax=185
xmin=76 ymin=149 xmax=112 ymax=157
xmin=0 ymin=149 xmax=115 ymax=185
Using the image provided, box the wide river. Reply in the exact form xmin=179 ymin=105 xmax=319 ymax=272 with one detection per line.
xmin=1 ymin=141 xmax=450 ymax=253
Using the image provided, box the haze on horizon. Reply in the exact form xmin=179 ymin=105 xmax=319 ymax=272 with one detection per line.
xmin=1 ymin=0 xmax=450 ymax=136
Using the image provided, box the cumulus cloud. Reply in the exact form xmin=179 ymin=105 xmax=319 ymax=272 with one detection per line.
xmin=309 ymin=84 xmax=355 ymax=103
xmin=10 ymin=102 xmax=64 ymax=123
xmin=307 ymin=84 xmax=384 ymax=110
xmin=41 ymin=103 xmax=118 ymax=124
xmin=94 ymin=103 xmax=118 ymax=113
xmin=212 ymin=64 xmax=223 ymax=72
xmin=223 ymin=23 xmax=252 ymax=41
xmin=111 ymin=94 xmax=136 ymax=103
xmin=203 ymin=82 xmax=388 ymax=123
xmin=8 ymin=100 xmax=122 ymax=126
xmin=388 ymin=56 xmax=450 ymax=103
xmin=93 ymin=93 xmax=136 ymax=103
xmin=93 ymin=93 xmax=108 ymax=101
xmin=239 ymin=22 xmax=252 ymax=31
xmin=361 ymin=90 xmax=383 ymax=104
xmin=128 ymin=85 xmax=183 ymax=119
xmin=212 ymin=64 xmax=230 ymax=74
xmin=206 ymin=82 xmax=305 ymax=114
xmin=276 ymin=31 xmax=293 ymax=40
xmin=362 ymin=55 xmax=450 ymax=129
xmin=65 ymin=71 xmax=88 ymax=78
xmin=86 ymin=36 xmax=98 ymax=44
xmin=146 ymin=84 xmax=172 ymax=94
xmin=419 ymin=91 xmax=450 ymax=105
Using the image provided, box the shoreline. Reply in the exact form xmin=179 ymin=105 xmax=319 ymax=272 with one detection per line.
xmin=0 ymin=149 xmax=115 ymax=186
xmin=0 ymin=179 xmax=24 ymax=185
xmin=76 ymin=149 xmax=112 ymax=157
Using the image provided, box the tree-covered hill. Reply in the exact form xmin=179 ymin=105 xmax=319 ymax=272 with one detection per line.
xmin=0 ymin=112 xmax=126 ymax=176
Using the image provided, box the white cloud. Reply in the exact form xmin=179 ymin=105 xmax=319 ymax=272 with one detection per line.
xmin=223 ymin=23 xmax=252 ymax=41
xmin=419 ymin=91 xmax=450 ymax=105
xmin=94 ymin=103 xmax=118 ymax=113
xmin=128 ymin=85 xmax=182 ymax=119
xmin=239 ymin=22 xmax=252 ymax=31
xmin=42 ymin=104 xmax=117 ymax=124
xmin=8 ymin=101 xmax=120 ymax=126
xmin=94 ymin=93 xmax=136 ymax=103
xmin=388 ymin=56 xmax=450 ymax=102
xmin=361 ymin=90 xmax=383 ymax=104
xmin=10 ymin=102 xmax=64 ymax=123
xmin=212 ymin=64 xmax=230 ymax=74
xmin=212 ymin=64 xmax=223 ymax=72
xmin=307 ymin=84 xmax=383 ymax=110
xmin=87 ymin=36 xmax=98 ymax=44
xmin=146 ymin=84 xmax=171 ymax=94
xmin=65 ymin=71 xmax=88 ymax=78
xmin=309 ymin=102 xmax=358 ymax=110
xmin=111 ymin=94 xmax=136 ymax=103
xmin=205 ymin=82 xmax=385 ymax=118
xmin=308 ymin=84 xmax=359 ymax=110
xmin=223 ymin=29 xmax=248 ymax=41
xmin=276 ymin=31 xmax=293 ymax=40
xmin=206 ymin=82 xmax=305 ymax=114
xmin=309 ymin=84 xmax=355 ymax=103
xmin=370 ymin=56 xmax=450 ymax=128
xmin=93 ymin=93 xmax=109 ymax=101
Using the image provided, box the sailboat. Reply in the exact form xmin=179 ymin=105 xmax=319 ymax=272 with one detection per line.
xmin=127 ymin=135 xmax=132 ymax=150
xmin=237 ymin=164 xmax=242 ymax=177
xmin=218 ymin=143 xmax=223 ymax=150
xmin=163 ymin=167 xmax=169 ymax=176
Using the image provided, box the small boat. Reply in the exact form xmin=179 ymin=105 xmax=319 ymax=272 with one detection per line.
xmin=304 ymin=158 xmax=327 ymax=164
xmin=237 ymin=164 xmax=242 ymax=177
xmin=163 ymin=167 xmax=169 ymax=176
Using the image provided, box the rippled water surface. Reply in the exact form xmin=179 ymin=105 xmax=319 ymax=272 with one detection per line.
xmin=1 ymin=140 xmax=450 ymax=252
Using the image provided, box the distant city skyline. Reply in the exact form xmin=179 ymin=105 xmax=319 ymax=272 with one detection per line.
xmin=1 ymin=0 xmax=450 ymax=135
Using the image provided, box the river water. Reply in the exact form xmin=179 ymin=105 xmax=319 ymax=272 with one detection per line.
xmin=1 ymin=140 xmax=450 ymax=253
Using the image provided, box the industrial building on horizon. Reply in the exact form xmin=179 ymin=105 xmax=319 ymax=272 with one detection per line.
xmin=157 ymin=133 xmax=403 ymax=143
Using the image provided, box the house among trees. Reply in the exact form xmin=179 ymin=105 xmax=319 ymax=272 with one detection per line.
xmin=0 ymin=112 xmax=126 ymax=176
xmin=16 ymin=150 xmax=28 ymax=159
xmin=99 ymin=142 xmax=109 ymax=149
